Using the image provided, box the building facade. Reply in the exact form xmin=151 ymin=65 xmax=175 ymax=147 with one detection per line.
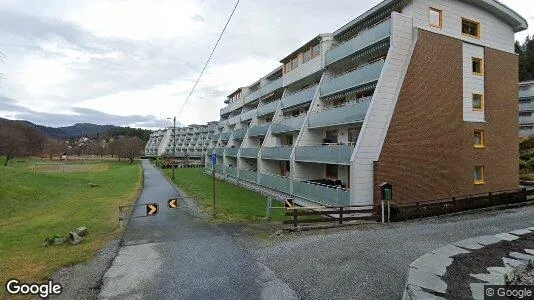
xmin=145 ymin=121 xmax=217 ymax=160
xmin=204 ymin=0 xmax=527 ymax=209
xmin=519 ymin=81 xmax=534 ymax=137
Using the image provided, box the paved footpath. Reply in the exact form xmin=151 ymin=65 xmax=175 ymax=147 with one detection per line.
xmin=99 ymin=160 xmax=297 ymax=300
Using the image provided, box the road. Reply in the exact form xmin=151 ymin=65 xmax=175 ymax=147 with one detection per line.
xmin=98 ymin=160 xmax=297 ymax=299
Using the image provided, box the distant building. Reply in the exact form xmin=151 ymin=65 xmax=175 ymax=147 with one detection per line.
xmin=519 ymin=81 xmax=534 ymax=137
xmin=203 ymin=0 xmax=527 ymax=209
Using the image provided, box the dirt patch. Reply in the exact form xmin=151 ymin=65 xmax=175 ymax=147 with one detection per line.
xmin=443 ymin=233 xmax=534 ymax=299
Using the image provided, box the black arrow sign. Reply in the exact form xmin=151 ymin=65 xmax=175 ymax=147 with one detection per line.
xmin=146 ymin=203 xmax=159 ymax=216
xmin=168 ymin=198 xmax=178 ymax=209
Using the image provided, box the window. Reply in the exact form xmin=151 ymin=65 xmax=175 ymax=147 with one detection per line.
xmin=474 ymin=130 xmax=484 ymax=148
xmin=280 ymin=161 xmax=290 ymax=177
xmin=303 ymin=49 xmax=312 ymax=63
xmin=264 ymin=116 xmax=272 ymax=123
xmin=291 ymin=57 xmax=299 ymax=69
xmin=324 ymin=129 xmax=338 ymax=144
xmin=326 ymin=164 xmax=338 ymax=179
xmin=429 ymin=7 xmax=442 ymax=28
xmin=282 ymin=135 xmax=293 ymax=146
xmin=284 ymin=62 xmax=291 ymax=73
xmin=472 ymin=57 xmax=484 ymax=75
xmin=348 ymin=128 xmax=360 ymax=144
xmin=311 ymin=44 xmax=320 ymax=58
xmin=474 ymin=166 xmax=484 ymax=184
xmin=462 ymin=18 xmax=480 ymax=38
xmin=472 ymin=94 xmax=484 ymax=111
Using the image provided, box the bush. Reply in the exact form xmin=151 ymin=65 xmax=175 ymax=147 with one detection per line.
xmin=520 ymin=138 xmax=534 ymax=152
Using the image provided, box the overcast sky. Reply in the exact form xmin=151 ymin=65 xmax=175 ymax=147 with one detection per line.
xmin=0 ymin=0 xmax=532 ymax=129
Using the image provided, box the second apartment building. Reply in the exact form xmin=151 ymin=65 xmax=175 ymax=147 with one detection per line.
xmin=205 ymin=0 xmax=527 ymax=209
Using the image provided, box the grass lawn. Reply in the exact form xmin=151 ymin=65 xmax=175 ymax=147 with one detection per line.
xmin=0 ymin=158 xmax=141 ymax=297
xmin=163 ymin=167 xmax=285 ymax=222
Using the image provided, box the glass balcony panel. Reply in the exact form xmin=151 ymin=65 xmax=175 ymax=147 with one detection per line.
xmin=295 ymin=145 xmax=355 ymax=164
xmin=224 ymin=148 xmax=239 ymax=157
xmin=224 ymin=166 xmax=238 ymax=177
xmin=520 ymin=90 xmax=534 ymax=99
xmin=262 ymin=146 xmax=293 ymax=160
xmin=320 ymin=60 xmax=384 ymax=97
xmin=240 ymin=109 xmax=256 ymax=121
xmin=308 ymin=97 xmax=371 ymax=128
xmin=261 ymin=77 xmax=283 ymax=96
xmin=281 ymin=85 xmax=317 ymax=109
xmin=519 ymin=100 xmax=534 ymax=112
xmin=214 ymin=164 xmax=223 ymax=173
xmin=244 ymin=89 xmax=261 ymax=104
xmin=214 ymin=148 xmax=225 ymax=156
xmin=292 ymin=180 xmax=350 ymax=206
xmin=220 ymin=132 xmax=232 ymax=141
xmin=248 ymin=124 xmax=270 ymax=137
xmin=326 ymin=18 xmax=391 ymax=65
xmin=270 ymin=116 xmax=306 ymax=134
xmin=232 ymin=128 xmax=247 ymax=140
xmin=520 ymin=115 xmax=534 ymax=124
xmin=238 ymin=169 xmax=257 ymax=183
xmin=240 ymin=148 xmax=260 ymax=158
xmin=257 ymin=100 xmax=280 ymax=116
xmin=259 ymin=173 xmax=290 ymax=193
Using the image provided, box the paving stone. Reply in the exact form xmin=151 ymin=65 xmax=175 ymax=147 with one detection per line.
xmin=509 ymin=229 xmax=532 ymax=235
xmin=527 ymin=227 xmax=534 ymax=232
xmin=487 ymin=266 xmax=514 ymax=275
xmin=469 ymin=273 xmax=505 ymax=285
xmin=407 ymin=267 xmax=447 ymax=294
xmin=474 ymin=235 xmax=503 ymax=246
xmin=503 ymin=257 xmax=528 ymax=268
xmin=431 ymin=244 xmax=471 ymax=258
xmin=509 ymin=252 xmax=534 ymax=262
xmin=495 ymin=233 xmax=520 ymax=241
xmin=453 ymin=238 xmax=485 ymax=250
xmin=470 ymin=283 xmax=490 ymax=300
xmin=410 ymin=253 xmax=453 ymax=276
xmin=525 ymin=249 xmax=534 ymax=255
xmin=404 ymin=284 xmax=446 ymax=300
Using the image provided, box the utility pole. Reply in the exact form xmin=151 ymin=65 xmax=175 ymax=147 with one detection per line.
xmin=167 ymin=117 xmax=177 ymax=180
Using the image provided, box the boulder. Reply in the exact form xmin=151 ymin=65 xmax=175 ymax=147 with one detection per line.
xmin=68 ymin=232 xmax=83 ymax=245
xmin=76 ymin=227 xmax=88 ymax=237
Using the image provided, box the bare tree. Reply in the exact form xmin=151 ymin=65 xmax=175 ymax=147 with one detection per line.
xmin=118 ymin=137 xmax=144 ymax=164
xmin=44 ymin=139 xmax=66 ymax=160
xmin=0 ymin=122 xmax=45 ymax=166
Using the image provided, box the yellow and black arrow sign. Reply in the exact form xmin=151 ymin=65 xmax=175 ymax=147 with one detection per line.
xmin=168 ymin=198 xmax=179 ymax=209
xmin=146 ymin=203 xmax=159 ymax=216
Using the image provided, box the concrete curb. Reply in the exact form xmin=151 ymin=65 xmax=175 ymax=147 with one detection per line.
xmin=402 ymin=227 xmax=534 ymax=299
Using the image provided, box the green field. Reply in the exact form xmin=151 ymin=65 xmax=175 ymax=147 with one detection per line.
xmin=0 ymin=158 xmax=141 ymax=295
xmin=163 ymin=167 xmax=285 ymax=222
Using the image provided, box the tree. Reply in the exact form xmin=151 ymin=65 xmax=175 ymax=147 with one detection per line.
xmin=0 ymin=122 xmax=45 ymax=166
xmin=118 ymin=137 xmax=144 ymax=164
xmin=44 ymin=139 xmax=66 ymax=160
xmin=517 ymin=35 xmax=534 ymax=82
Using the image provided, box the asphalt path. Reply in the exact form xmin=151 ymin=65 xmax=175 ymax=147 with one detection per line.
xmin=98 ymin=160 xmax=297 ymax=300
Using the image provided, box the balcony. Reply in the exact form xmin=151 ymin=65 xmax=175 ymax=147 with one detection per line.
xmin=227 ymin=115 xmax=241 ymax=125
xmin=244 ymin=89 xmax=261 ymax=104
xmin=248 ymin=124 xmax=270 ymax=137
xmin=240 ymin=148 xmax=260 ymax=158
xmin=240 ymin=109 xmax=256 ymax=121
xmin=519 ymin=100 xmax=534 ymax=112
xmin=257 ymin=100 xmax=280 ymax=116
xmin=232 ymin=128 xmax=247 ymax=140
xmin=293 ymin=180 xmax=350 ymax=207
xmin=261 ymin=77 xmax=283 ymax=96
xmin=214 ymin=164 xmax=223 ymax=174
xmin=326 ymin=18 xmax=391 ymax=66
xmin=206 ymin=148 xmax=214 ymax=154
xmin=520 ymin=115 xmax=534 ymax=125
xmin=214 ymin=148 xmax=225 ymax=156
xmin=270 ymin=116 xmax=306 ymax=134
xmin=238 ymin=169 xmax=257 ymax=183
xmin=520 ymin=90 xmax=534 ymax=99
xmin=224 ymin=166 xmax=238 ymax=178
xmin=308 ymin=98 xmax=371 ymax=129
xmin=295 ymin=145 xmax=354 ymax=165
xmin=262 ymin=146 xmax=293 ymax=160
xmin=224 ymin=148 xmax=239 ymax=157
xmin=220 ymin=132 xmax=232 ymax=141
xmin=259 ymin=173 xmax=290 ymax=193
xmin=320 ymin=60 xmax=384 ymax=98
xmin=220 ymin=100 xmax=243 ymax=116
xmin=281 ymin=85 xmax=317 ymax=109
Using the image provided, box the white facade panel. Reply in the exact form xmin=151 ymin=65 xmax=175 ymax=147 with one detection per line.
xmin=463 ymin=43 xmax=485 ymax=122
xmin=404 ymin=0 xmax=515 ymax=53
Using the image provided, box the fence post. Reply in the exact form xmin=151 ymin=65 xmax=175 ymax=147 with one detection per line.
xmin=387 ymin=201 xmax=390 ymax=222
xmin=293 ymin=208 xmax=298 ymax=228
xmin=339 ymin=207 xmax=343 ymax=225
xmin=266 ymin=197 xmax=272 ymax=219
xmin=381 ymin=200 xmax=385 ymax=223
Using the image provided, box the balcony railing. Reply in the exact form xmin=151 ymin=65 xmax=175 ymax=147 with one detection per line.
xmin=294 ymin=145 xmax=355 ymax=164
xmin=519 ymin=100 xmax=534 ymax=112
xmin=227 ymin=115 xmax=241 ymax=125
xmin=220 ymin=132 xmax=232 ymax=141
xmin=224 ymin=148 xmax=239 ymax=157
xmin=220 ymin=100 xmax=243 ymax=116
xmin=240 ymin=109 xmax=256 ymax=121
xmin=320 ymin=60 xmax=384 ymax=97
xmin=308 ymin=97 xmax=371 ymax=129
xmin=214 ymin=148 xmax=225 ymax=156
xmin=262 ymin=77 xmax=283 ymax=96
xmin=240 ymin=148 xmax=260 ymax=158
xmin=248 ymin=124 xmax=270 ymax=137
xmin=214 ymin=164 xmax=223 ymax=173
xmin=232 ymin=128 xmax=247 ymax=140
xmin=281 ymin=85 xmax=317 ymax=109
xmin=259 ymin=173 xmax=290 ymax=193
xmin=293 ymin=181 xmax=350 ymax=206
xmin=520 ymin=90 xmax=534 ymax=99
xmin=262 ymin=146 xmax=293 ymax=160
xmin=244 ymin=89 xmax=261 ymax=104
xmin=238 ymin=169 xmax=257 ymax=183
xmin=326 ymin=18 xmax=391 ymax=66
xmin=270 ymin=116 xmax=306 ymax=134
xmin=520 ymin=115 xmax=534 ymax=124
xmin=206 ymin=148 xmax=214 ymax=154
xmin=224 ymin=166 xmax=238 ymax=178
xmin=257 ymin=100 xmax=280 ymax=116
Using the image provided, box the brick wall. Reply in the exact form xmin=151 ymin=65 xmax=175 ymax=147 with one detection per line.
xmin=374 ymin=29 xmax=518 ymax=205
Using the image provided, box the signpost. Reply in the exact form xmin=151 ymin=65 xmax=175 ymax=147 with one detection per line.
xmin=211 ymin=154 xmax=217 ymax=217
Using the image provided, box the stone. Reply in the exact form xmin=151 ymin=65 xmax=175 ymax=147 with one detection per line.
xmin=487 ymin=266 xmax=514 ymax=275
xmin=525 ymin=249 xmax=534 ymax=255
xmin=68 ymin=232 xmax=83 ymax=245
xmin=404 ymin=284 xmax=445 ymax=300
xmin=88 ymin=183 xmax=99 ymax=187
xmin=470 ymin=283 xmax=490 ymax=300
xmin=454 ymin=238 xmax=485 ymax=250
xmin=410 ymin=253 xmax=453 ymax=276
xmin=431 ymin=244 xmax=471 ymax=258
xmin=495 ymin=233 xmax=520 ymax=241
xmin=407 ymin=267 xmax=447 ymax=294
xmin=509 ymin=252 xmax=534 ymax=262
xmin=53 ymin=237 xmax=67 ymax=245
xmin=503 ymin=257 xmax=528 ymax=268
xmin=474 ymin=235 xmax=503 ymax=246
xmin=40 ymin=237 xmax=54 ymax=247
xmin=509 ymin=229 xmax=532 ymax=235
xmin=76 ymin=227 xmax=88 ymax=237
xmin=469 ymin=273 xmax=505 ymax=285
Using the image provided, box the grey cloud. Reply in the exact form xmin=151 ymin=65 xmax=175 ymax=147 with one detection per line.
xmin=192 ymin=14 xmax=205 ymax=23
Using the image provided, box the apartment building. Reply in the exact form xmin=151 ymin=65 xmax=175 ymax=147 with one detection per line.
xmin=519 ymin=81 xmax=534 ymax=137
xmin=205 ymin=0 xmax=527 ymax=209
xmin=144 ymin=121 xmax=217 ymax=160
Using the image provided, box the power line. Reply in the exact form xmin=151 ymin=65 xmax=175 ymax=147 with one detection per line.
xmin=178 ymin=0 xmax=240 ymax=115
